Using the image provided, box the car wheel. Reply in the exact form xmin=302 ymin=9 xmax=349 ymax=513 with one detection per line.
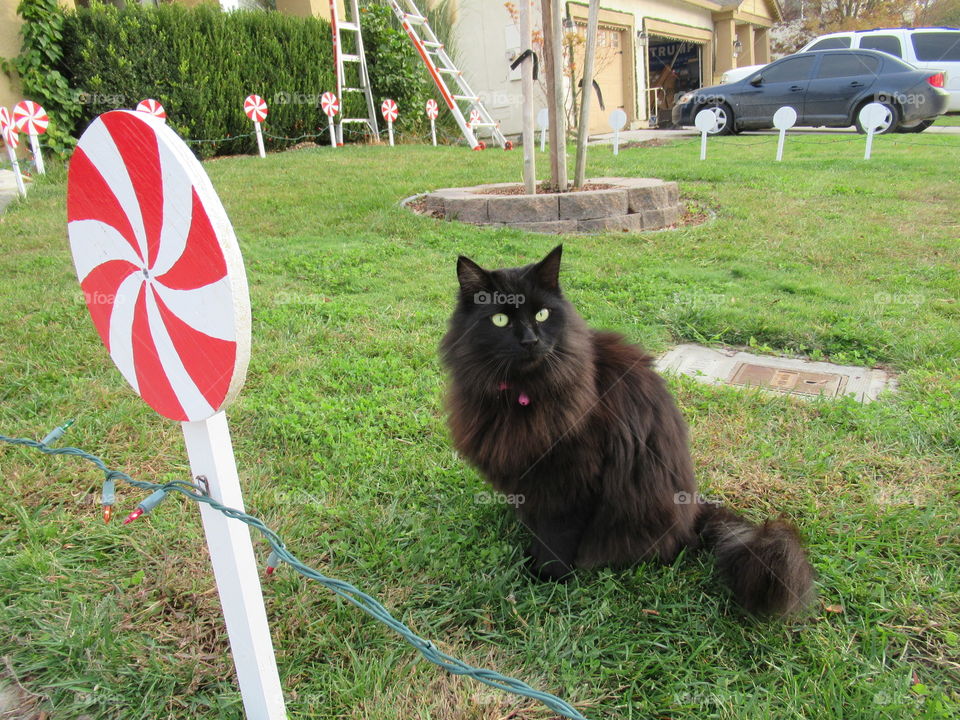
xmin=707 ymin=102 xmax=735 ymax=135
xmin=894 ymin=118 xmax=935 ymax=134
xmin=854 ymin=101 xmax=900 ymax=135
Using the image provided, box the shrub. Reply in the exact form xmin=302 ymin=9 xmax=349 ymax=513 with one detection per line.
xmin=7 ymin=1 xmax=456 ymax=157
xmin=358 ymin=2 xmax=437 ymax=140
xmin=1 ymin=0 xmax=82 ymax=156
xmin=60 ymin=3 xmax=336 ymax=158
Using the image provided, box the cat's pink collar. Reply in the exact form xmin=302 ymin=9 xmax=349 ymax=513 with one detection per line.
xmin=498 ymin=381 xmax=530 ymax=406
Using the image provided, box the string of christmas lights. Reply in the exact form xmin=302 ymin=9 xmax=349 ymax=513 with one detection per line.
xmin=0 ymin=422 xmax=590 ymax=720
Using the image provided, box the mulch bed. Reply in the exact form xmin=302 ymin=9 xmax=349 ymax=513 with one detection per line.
xmin=474 ymin=182 xmax=616 ymax=195
xmin=406 ymin=196 xmax=439 ymax=218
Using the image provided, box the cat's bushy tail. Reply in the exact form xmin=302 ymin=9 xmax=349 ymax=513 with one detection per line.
xmin=695 ymin=504 xmax=814 ymax=617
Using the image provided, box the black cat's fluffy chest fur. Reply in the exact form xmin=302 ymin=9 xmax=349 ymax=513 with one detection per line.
xmin=441 ymin=246 xmax=814 ymax=617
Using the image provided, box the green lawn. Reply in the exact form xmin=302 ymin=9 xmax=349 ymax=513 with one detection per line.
xmin=1 ymin=133 xmax=958 ymax=720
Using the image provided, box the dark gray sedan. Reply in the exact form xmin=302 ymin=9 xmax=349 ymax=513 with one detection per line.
xmin=672 ymin=49 xmax=949 ymax=134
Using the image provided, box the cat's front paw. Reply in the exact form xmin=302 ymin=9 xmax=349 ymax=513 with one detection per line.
xmin=525 ymin=549 xmax=575 ymax=583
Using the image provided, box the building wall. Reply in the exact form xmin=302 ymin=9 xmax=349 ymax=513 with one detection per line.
xmin=447 ymin=1 xmax=539 ymax=140
xmin=1 ymin=1 xmax=26 ymax=115
xmin=451 ymin=0 xmax=725 ymax=136
xmin=274 ymin=0 xmax=343 ymax=22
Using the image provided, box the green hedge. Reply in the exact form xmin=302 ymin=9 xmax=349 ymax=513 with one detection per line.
xmin=55 ymin=2 xmax=442 ymax=157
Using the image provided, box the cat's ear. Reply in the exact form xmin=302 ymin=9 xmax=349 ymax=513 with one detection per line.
xmin=456 ymin=255 xmax=491 ymax=295
xmin=533 ymin=245 xmax=563 ymax=291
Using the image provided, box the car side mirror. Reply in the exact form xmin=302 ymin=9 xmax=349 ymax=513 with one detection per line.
xmin=749 ymin=75 xmax=763 ymax=87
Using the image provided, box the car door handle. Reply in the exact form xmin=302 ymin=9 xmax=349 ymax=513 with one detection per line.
xmin=849 ymin=81 xmax=864 ymax=87
xmin=790 ymin=85 xmax=804 ymax=91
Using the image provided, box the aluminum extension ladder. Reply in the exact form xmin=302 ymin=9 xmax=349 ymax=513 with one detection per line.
xmin=387 ymin=0 xmax=511 ymax=150
xmin=329 ymin=0 xmax=379 ymax=143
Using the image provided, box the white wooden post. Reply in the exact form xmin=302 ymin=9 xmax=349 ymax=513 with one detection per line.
xmin=182 ymin=412 xmax=287 ymax=720
xmin=254 ymin=120 xmax=266 ymax=158
xmin=387 ymin=119 xmax=394 ymax=147
xmin=328 ymin=116 xmax=337 ymax=149
xmin=29 ymin=132 xmax=45 ymax=175
xmin=430 ymin=116 xmax=437 ymax=146
xmin=5 ymin=144 xmax=26 ymax=198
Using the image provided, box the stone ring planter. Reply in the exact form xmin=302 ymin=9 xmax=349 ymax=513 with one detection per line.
xmin=421 ymin=177 xmax=684 ymax=234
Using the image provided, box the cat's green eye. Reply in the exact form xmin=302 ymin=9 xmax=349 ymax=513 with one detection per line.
xmin=491 ymin=313 xmax=509 ymax=327
xmin=535 ymin=308 xmax=550 ymax=323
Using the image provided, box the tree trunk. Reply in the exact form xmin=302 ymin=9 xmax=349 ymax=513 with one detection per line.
xmin=520 ymin=0 xmax=536 ymax=194
xmin=573 ymin=0 xmax=600 ymax=189
xmin=540 ymin=0 xmax=567 ymax=191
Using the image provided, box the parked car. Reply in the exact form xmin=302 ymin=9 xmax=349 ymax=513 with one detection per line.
xmin=672 ymin=49 xmax=949 ymax=135
xmin=800 ymin=27 xmax=960 ymax=112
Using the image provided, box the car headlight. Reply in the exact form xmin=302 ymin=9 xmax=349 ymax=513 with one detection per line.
xmin=677 ymin=92 xmax=695 ymax=105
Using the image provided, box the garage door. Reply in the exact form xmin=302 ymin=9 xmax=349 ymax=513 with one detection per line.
xmin=575 ymin=23 xmax=627 ymax=134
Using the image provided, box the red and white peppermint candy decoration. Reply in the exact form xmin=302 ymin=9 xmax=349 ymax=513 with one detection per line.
xmin=2 ymin=122 xmax=18 ymax=149
xmin=13 ymin=100 xmax=49 ymax=135
xmin=0 ymin=107 xmax=11 ymax=134
xmin=136 ymin=99 xmax=166 ymax=120
xmin=468 ymin=109 xmax=482 ymax=127
xmin=425 ymin=99 xmax=439 ymax=120
xmin=67 ymin=110 xmax=251 ymax=422
xmin=243 ymin=94 xmax=268 ymax=123
xmin=320 ymin=92 xmax=340 ymax=118
xmin=381 ymin=98 xmax=398 ymax=123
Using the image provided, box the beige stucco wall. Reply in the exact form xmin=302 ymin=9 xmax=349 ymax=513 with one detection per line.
xmin=452 ymin=0 xmax=721 ymax=134
xmin=1 ymin=1 xmax=25 ymax=114
xmin=274 ymin=0 xmax=344 ymax=22
xmin=1 ymin=0 xmax=75 ymax=116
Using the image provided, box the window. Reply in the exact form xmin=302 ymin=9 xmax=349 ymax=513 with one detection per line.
xmin=859 ymin=35 xmax=902 ymax=58
xmin=911 ymin=32 xmax=960 ymax=62
xmin=816 ymin=54 xmax=880 ymax=79
xmin=808 ymin=37 xmax=852 ymax=51
xmin=590 ymin=28 xmax=620 ymax=49
xmin=761 ymin=55 xmax=816 ymax=83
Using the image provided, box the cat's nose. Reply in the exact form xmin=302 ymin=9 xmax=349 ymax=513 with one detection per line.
xmin=520 ymin=327 xmax=539 ymax=347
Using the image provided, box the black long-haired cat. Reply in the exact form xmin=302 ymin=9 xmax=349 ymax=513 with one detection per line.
xmin=440 ymin=245 xmax=814 ymax=617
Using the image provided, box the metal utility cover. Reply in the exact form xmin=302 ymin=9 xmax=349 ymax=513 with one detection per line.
xmin=656 ymin=344 xmax=893 ymax=403
xmin=729 ymin=362 xmax=847 ymax=398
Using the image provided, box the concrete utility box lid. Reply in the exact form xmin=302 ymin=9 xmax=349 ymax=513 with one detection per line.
xmin=656 ymin=344 xmax=894 ymax=403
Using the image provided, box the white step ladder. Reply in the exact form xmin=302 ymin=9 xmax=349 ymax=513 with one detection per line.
xmin=330 ymin=0 xmax=379 ymax=143
xmin=387 ymin=0 xmax=511 ymax=150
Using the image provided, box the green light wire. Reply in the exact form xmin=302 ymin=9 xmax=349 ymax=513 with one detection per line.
xmin=0 ymin=431 xmax=589 ymax=720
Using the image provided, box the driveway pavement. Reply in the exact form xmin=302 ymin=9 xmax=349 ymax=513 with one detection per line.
xmin=588 ymin=122 xmax=960 ymax=145
xmin=0 ymin=169 xmax=26 ymax=214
